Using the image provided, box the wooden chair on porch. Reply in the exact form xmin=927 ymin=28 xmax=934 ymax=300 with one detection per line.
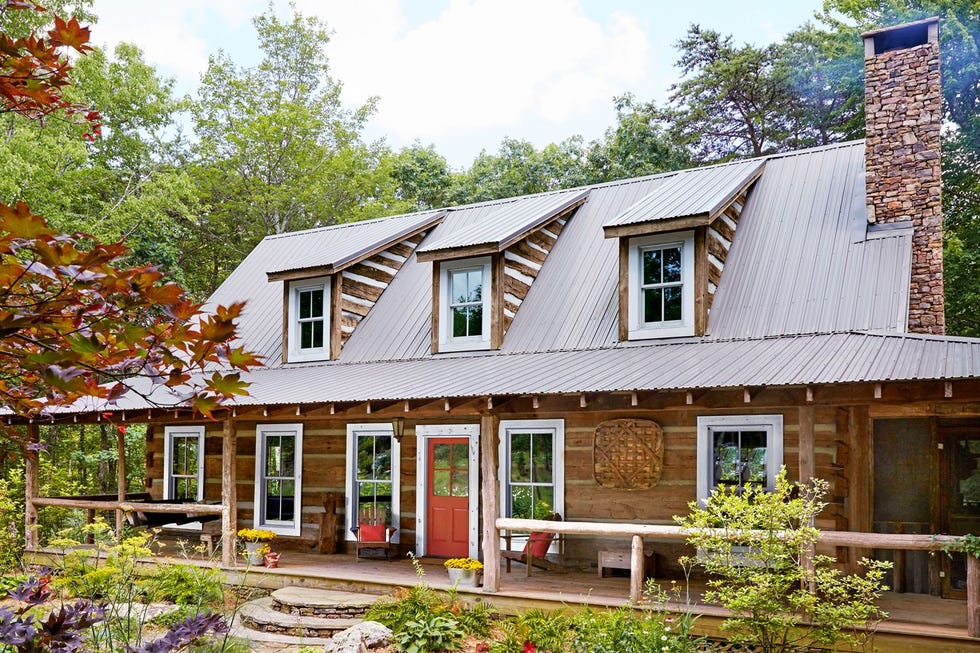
xmin=502 ymin=512 xmax=565 ymax=576
xmin=351 ymin=503 xmax=397 ymax=561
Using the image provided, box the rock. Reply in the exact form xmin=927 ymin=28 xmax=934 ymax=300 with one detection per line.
xmin=323 ymin=621 xmax=392 ymax=653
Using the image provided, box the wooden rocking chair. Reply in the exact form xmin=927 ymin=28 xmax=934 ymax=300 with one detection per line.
xmin=351 ymin=503 xmax=396 ymax=561
xmin=502 ymin=512 xmax=565 ymax=576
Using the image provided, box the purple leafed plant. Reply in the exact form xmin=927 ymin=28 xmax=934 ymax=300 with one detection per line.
xmin=0 ymin=576 xmax=228 ymax=653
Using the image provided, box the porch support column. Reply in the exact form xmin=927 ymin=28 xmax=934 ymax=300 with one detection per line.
xmin=24 ymin=424 xmax=39 ymax=552
xmin=480 ymin=413 xmax=500 ymax=592
xmin=116 ymin=424 xmax=126 ymax=539
xmin=847 ymin=406 xmax=872 ymax=570
xmin=798 ymin=406 xmax=815 ymax=483
xmin=629 ymin=535 xmax=644 ymax=603
xmin=969 ymin=554 xmax=980 ymax=638
xmin=221 ymin=419 xmax=238 ymax=567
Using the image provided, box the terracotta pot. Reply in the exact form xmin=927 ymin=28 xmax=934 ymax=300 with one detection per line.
xmin=264 ymin=552 xmax=281 ymax=568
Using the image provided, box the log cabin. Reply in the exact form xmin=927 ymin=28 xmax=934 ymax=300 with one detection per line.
xmin=23 ymin=17 xmax=980 ymax=648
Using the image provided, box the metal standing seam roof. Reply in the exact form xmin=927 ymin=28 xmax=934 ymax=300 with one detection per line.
xmin=263 ymin=209 xmax=446 ymax=278
xmin=415 ymin=188 xmax=590 ymax=257
xmin=66 ymin=331 xmax=980 ymax=414
xmin=603 ymin=158 xmax=765 ymax=229
xmin=206 ymin=140 xmax=917 ymax=381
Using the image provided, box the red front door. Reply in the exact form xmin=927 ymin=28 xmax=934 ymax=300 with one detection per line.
xmin=427 ymin=438 xmax=470 ymax=557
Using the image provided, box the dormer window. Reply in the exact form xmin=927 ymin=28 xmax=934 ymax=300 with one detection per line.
xmin=439 ymin=257 xmax=491 ymax=352
xmin=627 ymin=232 xmax=694 ymax=339
xmin=287 ymin=276 xmax=330 ymax=362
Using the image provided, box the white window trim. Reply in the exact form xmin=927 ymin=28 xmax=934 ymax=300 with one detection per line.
xmin=415 ymin=424 xmax=480 ymax=559
xmin=163 ymin=426 xmax=205 ymax=501
xmin=253 ymin=423 xmax=303 ymax=536
xmin=439 ymin=257 xmax=492 ymax=352
xmin=287 ymin=276 xmax=330 ymax=362
xmin=344 ymin=423 xmax=401 ymax=543
xmin=627 ymin=231 xmax=695 ymax=339
xmin=498 ymin=419 xmax=565 ymax=551
xmin=696 ymin=414 xmax=783 ymax=505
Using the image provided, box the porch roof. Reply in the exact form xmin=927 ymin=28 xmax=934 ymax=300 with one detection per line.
xmin=60 ymin=330 xmax=980 ymax=413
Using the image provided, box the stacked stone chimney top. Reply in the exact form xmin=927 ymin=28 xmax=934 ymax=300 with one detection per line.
xmin=862 ymin=16 xmax=943 ymax=335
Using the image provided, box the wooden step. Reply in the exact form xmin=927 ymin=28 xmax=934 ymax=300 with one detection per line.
xmin=239 ymin=597 xmax=362 ymax=637
xmin=270 ymin=586 xmax=376 ymax=618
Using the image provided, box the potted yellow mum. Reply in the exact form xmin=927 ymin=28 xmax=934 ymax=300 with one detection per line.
xmin=238 ymin=528 xmax=276 ymax=565
xmin=444 ymin=557 xmax=483 ymax=587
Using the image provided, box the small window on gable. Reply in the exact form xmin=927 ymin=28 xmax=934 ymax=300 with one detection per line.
xmin=287 ymin=276 xmax=330 ymax=362
xmin=696 ymin=415 xmax=783 ymax=505
xmin=439 ymin=257 xmax=491 ymax=352
xmin=627 ymin=232 xmax=694 ymax=339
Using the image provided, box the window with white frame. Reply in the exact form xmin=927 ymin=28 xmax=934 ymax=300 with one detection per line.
xmin=696 ymin=415 xmax=783 ymax=504
xmin=345 ymin=424 xmax=400 ymax=540
xmin=163 ymin=426 xmax=204 ymax=501
xmin=627 ymin=231 xmax=694 ymax=339
xmin=499 ymin=419 xmax=564 ymax=521
xmin=287 ymin=276 xmax=330 ymax=362
xmin=254 ymin=424 xmax=303 ymax=536
xmin=439 ymin=257 xmax=491 ymax=352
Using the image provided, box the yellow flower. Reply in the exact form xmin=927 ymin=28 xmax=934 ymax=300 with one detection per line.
xmin=237 ymin=528 xmax=277 ymax=542
xmin=443 ymin=557 xmax=484 ymax=571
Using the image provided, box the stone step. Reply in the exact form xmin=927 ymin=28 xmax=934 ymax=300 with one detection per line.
xmin=270 ymin=586 xmax=377 ymax=618
xmin=238 ymin=597 xmax=363 ymax=638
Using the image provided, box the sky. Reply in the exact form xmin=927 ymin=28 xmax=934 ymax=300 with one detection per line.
xmin=86 ymin=0 xmax=826 ymax=169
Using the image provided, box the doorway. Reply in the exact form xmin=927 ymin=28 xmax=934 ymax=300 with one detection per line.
xmin=415 ymin=425 xmax=479 ymax=559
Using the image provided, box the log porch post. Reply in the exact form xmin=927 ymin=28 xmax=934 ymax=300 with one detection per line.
xmin=221 ymin=419 xmax=238 ymax=567
xmin=480 ymin=413 xmax=499 ymax=592
xmin=969 ymin=554 xmax=980 ymax=638
xmin=24 ymin=424 xmax=39 ymax=551
xmin=629 ymin=534 xmax=644 ymax=603
xmin=116 ymin=424 xmax=126 ymax=539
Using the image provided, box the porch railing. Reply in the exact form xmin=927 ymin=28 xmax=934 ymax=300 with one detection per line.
xmin=493 ymin=517 xmax=979 ymax=638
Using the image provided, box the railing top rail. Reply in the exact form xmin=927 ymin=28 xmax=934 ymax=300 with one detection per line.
xmin=495 ymin=517 xmax=964 ymax=552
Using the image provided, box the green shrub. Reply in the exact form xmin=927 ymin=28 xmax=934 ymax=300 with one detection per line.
xmin=145 ymin=563 xmax=224 ymax=606
xmin=571 ymin=603 xmax=699 ymax=653
xmin=489 ymin=609 xmax=571 ymax=653
xmin=394 ymin=614 xmax=463 ymax=653
xmin=675 ymin=468 xmax=890 ymax=653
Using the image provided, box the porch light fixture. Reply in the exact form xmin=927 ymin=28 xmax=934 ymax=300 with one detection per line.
xmin=391 ymin=417 xmax=405 ymax=443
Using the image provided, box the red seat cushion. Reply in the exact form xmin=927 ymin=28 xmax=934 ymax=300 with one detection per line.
xmin=359 ymin=523 xmax=387 ymax=542
xmin=523 ymin=531 xmax=555 ymax=559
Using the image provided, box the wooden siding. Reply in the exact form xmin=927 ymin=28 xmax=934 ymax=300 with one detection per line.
xmin=705 ymin=190 xmax=747 ymax=313
xmin=339 ymin=233 xmax=426 ymax=347
xmin=502 ymin=216 xmax=567 ymax=333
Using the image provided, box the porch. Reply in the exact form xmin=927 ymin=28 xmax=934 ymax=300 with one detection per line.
xmin=30 ymin=545 xmax=978 ymax=653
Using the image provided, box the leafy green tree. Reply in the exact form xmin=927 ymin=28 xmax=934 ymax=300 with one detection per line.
xmin=664 ymin=25 xmax=798 ymax=161
xmin=587 ymin=93 xmax=689 ymax=181
xmin=390 ymin=143 xmax=453 ymax=211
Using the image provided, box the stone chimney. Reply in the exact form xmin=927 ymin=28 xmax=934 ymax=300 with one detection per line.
xmin=863 ymin=17 xmax=943 ymax=335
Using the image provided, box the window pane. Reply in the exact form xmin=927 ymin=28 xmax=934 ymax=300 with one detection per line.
xmin=532 ymin=432 xmax=553 ymax=483
xmin=359 ymin=481 xmax=377 ymax=498
xmin=281 ymin=436 xmax=295 ymax=476
xmin=311 ymin=320 xmax=323 ymax=348
xmin=452 ymin=306 xmax=469 ymax=337
xmin=374 ymin=437 xmax=391 ymax=479
xmin=643 ymin=288 xmax=663 ymax=323
xmin=451 ymin=270 xmax=468 ymax=304
xmin=664 ymin=286 xmax=682 ymax=321
xmin=510 ymin=433 xmax=531 ymax=482
xmin=642 ymin=249 xmax=662 ymax=285
xmin=301 ymin=322 xmax=313 ymax=349
xmin=742 ymin=431 xmax=768 ymax=484
xmin=533 ymin=486 xmax=555 ymax=519
xmin=663 ymin=246 xmax=682 ymax=283
xmin=467 ymin=305 xmax=483 ymax=336
xmin=299 ymin=290 xmax=311 ymax=319
xmin=433 ymin=470 xmax=450 ymax=496
xmin=434 ymin=443 xmax=450 ymax=466
xmin=357 ymin=436 xmax=375 ymax=477
xmin=266 ymin=438 xmax=281 ymax=477
xmin=510 ymin=486 xmax=533 ymax=519
xmin=451 ymin=444 xmax=469 ymax=470
xmin=467 ymin=270 xmax=482 ymax=302
xmin=451 ymin=471 xmax=468 ymax=496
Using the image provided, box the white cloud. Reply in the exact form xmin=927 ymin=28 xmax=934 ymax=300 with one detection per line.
xmin=301 ymin=0 xmax=649 ymax=142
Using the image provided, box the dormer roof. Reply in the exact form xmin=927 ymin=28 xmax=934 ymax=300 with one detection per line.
xmin=602 ymin=159 xmax=764 ymax=237
xmin=416 ymin=188 xmax=588 ymax=261
xmin=266 ymin=209 xmax=446 ymax=281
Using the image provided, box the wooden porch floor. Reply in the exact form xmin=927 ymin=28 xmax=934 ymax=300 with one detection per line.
xmin=202 ymin=552 xmax=974 ymax=652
